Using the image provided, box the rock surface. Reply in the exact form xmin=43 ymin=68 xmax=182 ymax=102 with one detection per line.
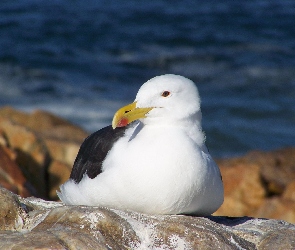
xmin=215 ymin=149 xmax=295 ymax=223
xmin=0 ymin=106 xmax=87 ymax=200
xmin=0 ymin=107 xmax=295 ymax=224
xmin=0 ymin=187 xmax=295 ymax=250
xmin=0 ymin=145 xmax=32 ymax=197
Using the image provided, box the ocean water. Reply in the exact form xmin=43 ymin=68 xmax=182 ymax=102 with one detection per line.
xmin=0 ymin=0 xmax=294 ymax=157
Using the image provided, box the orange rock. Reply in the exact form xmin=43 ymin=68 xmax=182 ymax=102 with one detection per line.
xmin=0 ymin=106 xmax=28 ymax=127
xmin=0 ymin=128 xmax=8 ymax=147
xmin=244 ymin=148 xmax=295 ymax=195
xmin=0 ymin=106 xmax=88 ymax=142
xmin=48 ymin=160 xmax=71 ymax=200
xmin=255 ymin=197 xmax=295 ymax=223
xmin=283 ymin=181 xmax=295 ymax=202
xmin=0 ymin=119 xmax=49 ymax=198
xmin=214 ymin=162 xmax=265 ymax=217
xmin=214 ymin=148 xmax=295 ymax=223
xmin=29 ymin=109 xmax=88 ymax=141
xmin=44 ymin=138 xmax=80 ymax=167
xmin=0 ymin=145 xmax=32 ymax=197
xmin=0 ymin=106 xmax=88 ymax=199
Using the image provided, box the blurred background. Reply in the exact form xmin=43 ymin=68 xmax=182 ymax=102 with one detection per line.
xmin=0 ymin=0 xmax=294 ymax=158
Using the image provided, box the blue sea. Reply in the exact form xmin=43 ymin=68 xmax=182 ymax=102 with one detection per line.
xmin=0 ymin=0 xmax=294 ymax=158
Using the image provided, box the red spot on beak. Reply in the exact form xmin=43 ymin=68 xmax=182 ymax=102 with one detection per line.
xmin=117 ymin=117 xmax=129 ymax=127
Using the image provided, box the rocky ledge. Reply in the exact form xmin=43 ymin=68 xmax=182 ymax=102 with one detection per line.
xmin=1 ymin=187 xmax=295 ymax=249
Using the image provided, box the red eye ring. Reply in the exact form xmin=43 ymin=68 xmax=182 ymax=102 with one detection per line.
xmin=161 ymin=91 xmax=171 ymax=97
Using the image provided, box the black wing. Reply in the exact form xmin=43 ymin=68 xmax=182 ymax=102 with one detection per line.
xmin=70 ymin=125 xmax=129 ymax=183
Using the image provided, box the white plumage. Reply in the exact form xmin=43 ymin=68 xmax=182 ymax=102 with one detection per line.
xmin=57 ymin=74 xmax=224 ymax=215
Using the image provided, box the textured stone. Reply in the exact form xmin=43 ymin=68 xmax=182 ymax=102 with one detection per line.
xmin=215 ymin=162 xmax=265 ymax=217
xmin=258 ymin=228 xmax=295 ymax=249
xmin=215 ymin=148 xmax=295 ymax=223
xmin=0 ymin=119 xmax=49 ymax=168
xmin=0 ymin=145 xmax=32 ymax=197
xmin=0 ymin=106 xmax=86 ymax=167
xmin=44 ymin=138 xmax=80 ymax=166
xmin=0 ymin=188 xmax=24 ymax=231
xmin=0 ymin=107 xmax=87 ymax=199
xmin=283 ymin=181 xmax=295 ymax=202
xmin=1 ymin=187 xmax=295 ymax=249
xmin=244 ymin=148 xmax=295 ymax=195
xmin=0 ymin=128 xmax=8 ymax=147
xmin=255 ymin=197 xmax=295 ymax=223
xmin=0 ymin=106 xmax=88 ymax=142
xmin=0 ymin=231 xmax=69 ymax=250
xmin=47 ymin=160 xmax=71 ymax=200
xmin=0 ymin=119 xmax=49 ymax=197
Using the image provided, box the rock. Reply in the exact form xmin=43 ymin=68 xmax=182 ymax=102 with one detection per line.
xmin=44 ymin=137 xmax=81 ymax=166
xmin=0 ymin=145 xmax=33 ymax=197
xmin=0 ymin=187 xmax=24 ymax=231
xmin=258 ymin=228 xmax=295 ymax=249
xmin=214 ymin=148 xmax=295 ymax=223
xmin=216 ymin=162 xmax=265 ymax=217
xmin=0 ymin=128 xmax=8 ymax=146
xmin=0 ymin=119 xmax=50 ymax=198
xmin=0 ymin=107 xmax=86 ymax=166
xmin=0 ymin=106 xmax=88 ymax=142
xmin=217 ymin=148 xmax=295 ymax=196
xmin=255 ymin=197 xmax=295 ymax=224
xmin=48 ymin=160 xmax=71 ymax=200
xmin=243 ymin=148 xmax=295 ymax=195
xmin=283 ymin=181 xmax=295 ymax=201
xmin=0 ymin=187 xmax=294 ymax=249
xmin=0 ymin=106 xmax=88 ymax=199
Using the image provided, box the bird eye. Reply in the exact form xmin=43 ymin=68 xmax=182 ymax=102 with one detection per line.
xmin=161 ymin=91 xmax=171 ymax=97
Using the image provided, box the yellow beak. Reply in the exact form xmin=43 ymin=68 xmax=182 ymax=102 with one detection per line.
xmin=112 ymin=102 xmax=153 ymax=129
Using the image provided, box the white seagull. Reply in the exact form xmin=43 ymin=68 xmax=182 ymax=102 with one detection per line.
xmin=57 ymin=74 xmax=224 ymax=215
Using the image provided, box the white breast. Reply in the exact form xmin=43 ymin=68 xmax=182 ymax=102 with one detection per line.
xmin=95 ymin=123 xmax=224 ymax=215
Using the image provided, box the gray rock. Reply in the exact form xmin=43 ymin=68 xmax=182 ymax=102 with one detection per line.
xmin=0 ymin=187 xmax=294 ymax=249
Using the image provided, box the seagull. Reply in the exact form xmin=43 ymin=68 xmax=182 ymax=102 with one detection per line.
xmin=57 ymin=74 xmax=224 ymax=215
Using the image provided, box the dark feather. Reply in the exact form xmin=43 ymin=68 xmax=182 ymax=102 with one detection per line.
xmin=70 ymin=125 xmax=129 ymax=183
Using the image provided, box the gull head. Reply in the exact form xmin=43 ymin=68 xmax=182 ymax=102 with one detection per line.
xmin=112 ymin=74 xmax=201 ymax=128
